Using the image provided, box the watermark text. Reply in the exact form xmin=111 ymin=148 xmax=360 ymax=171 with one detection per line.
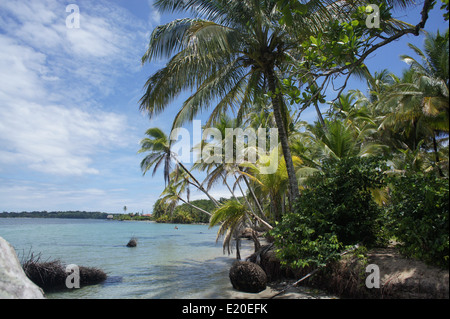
xmin=66 ymin=4 xmax=80 ymax=29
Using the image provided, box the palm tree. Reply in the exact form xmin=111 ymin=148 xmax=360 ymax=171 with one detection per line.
xmin=139 ymin=127 xmax=220 ymax=204
xmin=400 ymin=30 xmax=449 ymax=120
xmin=209 ymin=199 xmax=247 ymax=259
xmin=160 ymin=172 xmax=213 ymax=217
xmin=377 ymin=30 xmax=449 ymax=174
xmin=240 ymin=147 xmax=303 ymax=223
xmin=364 ymin=69 xmax=397 ymax=104
xmin=139 ymin=0 xmax=351 ymax=203
xmin=327 ymin=92 xmax=379 ymax=138
xmin=192 ymin=113 xmax=272 ymax=227
xmin=378 ymin=70 xmax=434 ymax=150
xmin=401 ymin=30 xmax=449 ymax=175
xmin=139 ymin=127 xmax=173 ymax=184
xmin=140 ymin=0 xmax=419 ymax=204
xmin=303 ymin=119 xmax=386 ymax=162
xmin=158 ymin=182 xmax=180 ymax=215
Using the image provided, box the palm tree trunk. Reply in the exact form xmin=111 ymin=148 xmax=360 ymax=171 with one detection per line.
xmin=251 ymin=230 xmax=261 ymax=253
xmin=234 ymin=174 xmax=257 ymax=216
xmin=175 ymin=159 xmax=220 ymax=207
xmin=314 ymin=102 xmax=327 ymax=131
xmin=266 ymin=68 xmax=299 ymax=204
xmin=235 ymin=236 xmax=241 ymax=260
xmin=234 ymin=175 xmax=273 ymax=230
xmin=223 ymin=173 xmax=240 ymax=201
xmin=242 ymin=175 xmax=265 ymax=218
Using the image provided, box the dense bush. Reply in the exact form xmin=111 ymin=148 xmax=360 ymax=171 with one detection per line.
xmin=387 ymin=173 xmax=449 ymax=269
xmin=272 ymin=157 xmax=388 ymax=268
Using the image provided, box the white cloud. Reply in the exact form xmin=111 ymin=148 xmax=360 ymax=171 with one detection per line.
xmin=0 ymin=99 xmax=128 ymax=176
xmin=0 ymin=31 xmax=129 ymax=176
xmin=0 ymin=0 xmax=147 ymax=94
xmin=0 ymin=36 xmax=47 ymax=101
xmin=0 ymin=0 xmax=58 ymax=25
xmin=0 ymin=0 xmax=146 ymax=177
xmin=0 ymin=180 xmax=109 ymax=211
xmin=0 ymin=0 xmax=168 ymax=212
xmin=147 ymin=0 xmax=161 ymax=26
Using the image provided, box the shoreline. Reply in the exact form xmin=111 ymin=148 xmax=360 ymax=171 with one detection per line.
xmin=230 ymin=239 xmax=338 ymax=299
xmin=2 ymin=219 xmax=447 ymax=299
xmin=235 ymin=239 xmax=449 ymax=299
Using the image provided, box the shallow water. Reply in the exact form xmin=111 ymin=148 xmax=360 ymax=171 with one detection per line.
xmin=0 ymin=218 xmax=335 ymax=299
xmin=0 ymin=218 xmax=245 ymax=299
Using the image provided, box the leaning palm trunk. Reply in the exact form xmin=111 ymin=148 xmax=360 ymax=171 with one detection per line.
xmin=234 ymin=174 xmax=257 ymax=217
xmin=234 ymin=175 xmax=273 ymax=230
xmin=242 ymin=174 xmax=265 ymax=218
xmin=175 ymin=158 xmax=220 ymax=207
xmin=222 ymin=173 xmax=242 ymax=203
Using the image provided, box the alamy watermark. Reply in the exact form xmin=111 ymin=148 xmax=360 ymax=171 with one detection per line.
xmin=366 ymin=4 xmax=380 ymax=29
xmin=66 ymin=4 xmax=80 ymax=29
xmin=65 ymin=264 xmax=80 ymax=289
xmin=365 ymin=264 xmax=380 ymax=289
xmin=170 ymin=120 xmax=279 ymax=174
xmin=63 ymin=3 xmax=380 ymax=32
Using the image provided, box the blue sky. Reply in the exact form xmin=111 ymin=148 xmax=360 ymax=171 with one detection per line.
xmin=0 ymin=1 xmax=448 ymax=214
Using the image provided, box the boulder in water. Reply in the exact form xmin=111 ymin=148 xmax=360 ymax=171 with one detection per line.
xmin=126 ymin=238 xmax=137 ymax=247
xmin=0 ymin=236 xmax=45 ymax=299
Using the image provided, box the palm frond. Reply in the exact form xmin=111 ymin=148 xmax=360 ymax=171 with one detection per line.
xmin=209 ymin=199 xmax=247 ymax=254
xmin=142 ymin=18 xmax=203 ymax=62
xmin=171 ymin=57 xmax=249 ymax=128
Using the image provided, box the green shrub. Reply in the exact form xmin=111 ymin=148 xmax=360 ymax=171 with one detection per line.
xmin=272 ymin=157 xmax=388 ymax=269
xmin=271 ymin=212 xmax=344 ymax=268
xmin=388 ymin=173 xmax=449 ymax=269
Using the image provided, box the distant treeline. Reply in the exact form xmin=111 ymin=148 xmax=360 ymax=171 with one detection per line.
xmin=0 ymin=211 xmax=109 ymax=219
xmin=113 ymin=213 xmax=153 ymax=221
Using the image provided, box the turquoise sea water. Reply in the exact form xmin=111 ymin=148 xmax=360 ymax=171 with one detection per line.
xmin=0 ymin=218 xmax=246 ymax=299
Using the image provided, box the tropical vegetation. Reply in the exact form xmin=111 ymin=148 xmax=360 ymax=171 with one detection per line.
xmin=152 ymin=198 xmax=216 ymax=224
xmin=139 ymin=0 xmax=449 ymax=270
